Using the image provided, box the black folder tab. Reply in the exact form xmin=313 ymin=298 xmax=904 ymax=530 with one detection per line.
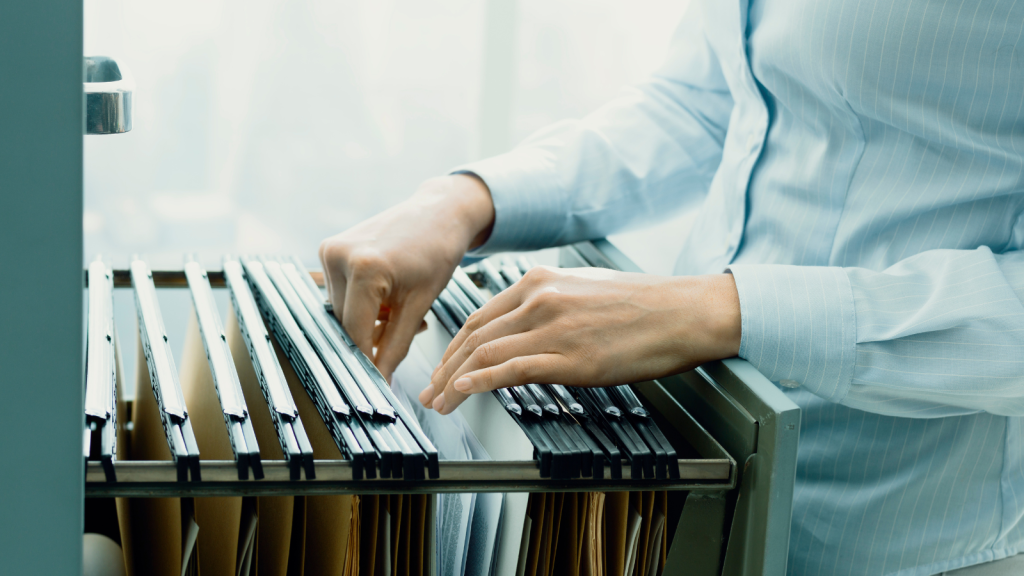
xmin=548 ymin=384 xmax=587 ymax=419
xmin=130 ymin=259 xmax=201 ymax=481
xmin=438 ymin=289 xmax=469 ymax=326
xmin=526 ymin=384 xmax=561 ymax=418
xmin=278 ymin=259 xmax=398 ymax=423
xmin=224 ymin=258 xmax=314 ymax=480
xmin=85 ymin=259 xmax=117 ymax=482
xmin=242 ymin=259 xmax=352 ymax=421
xmin=432 ymin=297 xmax=523 ymax=420
xmin=584 ymin=387 xmax=623 ymax=420
xmin=499 ymin=263 xmax=523 ymax=285
xmin=610 ymin=384 xmax=651 ymax=419
xmin=477 ymin=260 xmax=509 ymax=293
xmin=509 ymin=385 xmax=544 ymax=419
xmin=185 ymin=261 xmax=264 ymax=480
xmin=261 ymin=260 xmax=375 ymax=420
xmin=452 ymin=268 xmax=488 ymax=309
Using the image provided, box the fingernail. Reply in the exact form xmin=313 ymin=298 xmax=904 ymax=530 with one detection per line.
xmin=418 ymin=384 xmax=434 ymax=407
xmin=432 ymin=393 xmax=446 ymax=414
xmin=454 ymin=377 xmax=472 ymax=393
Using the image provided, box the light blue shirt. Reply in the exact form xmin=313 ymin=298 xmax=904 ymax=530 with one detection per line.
xmin=458 ymin=0 xmax=1024 ymax=574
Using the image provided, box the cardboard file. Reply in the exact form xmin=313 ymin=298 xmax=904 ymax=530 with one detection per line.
xmin=604 ymin=492 xmax=630 ymax=576
xmin=180 ymin=312 xmax=243 ymax=575
xmin=113 ymin=335 xmax=195 ymax=576
xmin=343 ymin=495 xmax=361 ymax=576
xmin=236 ymin=498 xmax=258 ymax=576
xmin=636 ymin=492 xmax=656 ymax=576
xmin=275 ymin=330 xmax=353 ymax=575
xmin=227 ymin=311 xmax=295 ymax=576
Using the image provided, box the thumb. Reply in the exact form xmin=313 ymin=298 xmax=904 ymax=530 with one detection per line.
xmin=374 ymin=303 xmax=427 ymax=381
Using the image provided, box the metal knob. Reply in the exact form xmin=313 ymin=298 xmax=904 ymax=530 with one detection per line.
xmin=84 ymin=56 xmax=133 ymax=135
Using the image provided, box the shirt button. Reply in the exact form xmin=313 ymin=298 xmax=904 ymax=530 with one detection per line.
xmin=779 ymin=379 xmax=800 ymax=389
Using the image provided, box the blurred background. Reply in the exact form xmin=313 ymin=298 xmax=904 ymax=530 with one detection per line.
xmin=84 ymin=0 xmax=695 ymax=381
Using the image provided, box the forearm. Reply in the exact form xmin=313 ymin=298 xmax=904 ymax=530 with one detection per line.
xmin=457 ymin=79 xmax=731 ymax=255
xmin=407 ymin=174 xmax=495 ymax=252
xmin=453 ymin=8 xmax=733 ymax=255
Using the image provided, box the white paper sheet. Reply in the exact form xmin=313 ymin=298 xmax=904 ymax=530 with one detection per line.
xmin=644 ymin=510 xmax=666 ymax=576
xmin=623 ymin=506 xmax=642 ymax=576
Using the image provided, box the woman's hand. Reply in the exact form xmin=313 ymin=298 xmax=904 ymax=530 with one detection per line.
xmin=319 ymin=174 xmax=494 ymax=381
xmin=419 ymin=266 xmax=742 ymax=415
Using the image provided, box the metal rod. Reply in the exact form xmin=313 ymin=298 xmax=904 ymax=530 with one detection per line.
xmin=85 ymin=458 xmax=731 ymax=497
xmin=93 ymin=268 xmax=325 ymax=289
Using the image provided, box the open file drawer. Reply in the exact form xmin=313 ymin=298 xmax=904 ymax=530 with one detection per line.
xmin=83 ymin=240 xmax=798 ymax=575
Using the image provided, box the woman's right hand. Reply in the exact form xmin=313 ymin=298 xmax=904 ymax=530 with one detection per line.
xmin=318 ymin=174 xmax=494 ymax=382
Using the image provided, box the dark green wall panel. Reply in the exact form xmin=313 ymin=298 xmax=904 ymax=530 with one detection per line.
xmin=0 ymin=1 xmax=84 ymax=573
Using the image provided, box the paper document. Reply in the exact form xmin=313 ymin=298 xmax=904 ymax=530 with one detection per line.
xmin=644 ymin=510 xmax=665 ymax=576
xmin=622 ymin=506 xmax=642 ymax=576
xmin=180 ymin=499 xmax=200 ymax=576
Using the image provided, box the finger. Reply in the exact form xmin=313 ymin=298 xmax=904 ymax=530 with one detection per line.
xmin=423 ymin=356 xmax=443 ymax=407
xmin=320 ymin=248 xmax=348 ymax=325
xmin=438 ymin=282 xmax=526 ymax=367
xmin=430 ymin=332 xmax=541 ymax=414
xmin=341 ymin=272 xmax=387 ymax=357
xmin=437 ymin=353 xmax=569 ymax=415
xmin=417 ymin=319 xmax=429 ymax=334
xmin=374 ymin=304 xmax=429 ymax=381
xmin=372 ymin=320 xmax=386 ymax=347
xmin=425 ymin=305 xmax=531 ymax=405
xmin=319 ymin=250 xmax=333 ymax=303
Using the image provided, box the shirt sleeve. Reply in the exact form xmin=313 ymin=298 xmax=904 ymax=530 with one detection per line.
xmin=729 ymin=246 xmax=1024 ymax=418
xmin=454 ymin=4 xmax=734 ymax=255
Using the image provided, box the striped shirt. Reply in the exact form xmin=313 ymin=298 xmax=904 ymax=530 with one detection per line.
xmin=458 ymin=0 xmax=1024 ymax=573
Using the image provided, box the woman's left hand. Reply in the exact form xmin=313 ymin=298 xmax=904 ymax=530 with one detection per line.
xmin=418 ymin=265 xmax=743 ymax=415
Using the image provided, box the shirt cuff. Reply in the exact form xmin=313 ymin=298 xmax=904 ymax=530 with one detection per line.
xmin=726 ymin=264 xmax=857 ymax=404
xmin=451 ymin=147 xmax=568 ymax=255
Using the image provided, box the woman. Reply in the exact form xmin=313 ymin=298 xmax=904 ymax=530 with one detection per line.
xmin=320 ymin=0 xmax=1024 ymax=573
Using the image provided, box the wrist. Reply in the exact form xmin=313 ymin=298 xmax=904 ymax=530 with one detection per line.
xmin=703 ymin=273 xmax=742 ymax=359
xmin=449 ymin=173 xmax=495 ymax=249
xmin=671 ymin=274 xmax=741 ymax=362
xmin=410 ymin=174 xmax=495 ymax=251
